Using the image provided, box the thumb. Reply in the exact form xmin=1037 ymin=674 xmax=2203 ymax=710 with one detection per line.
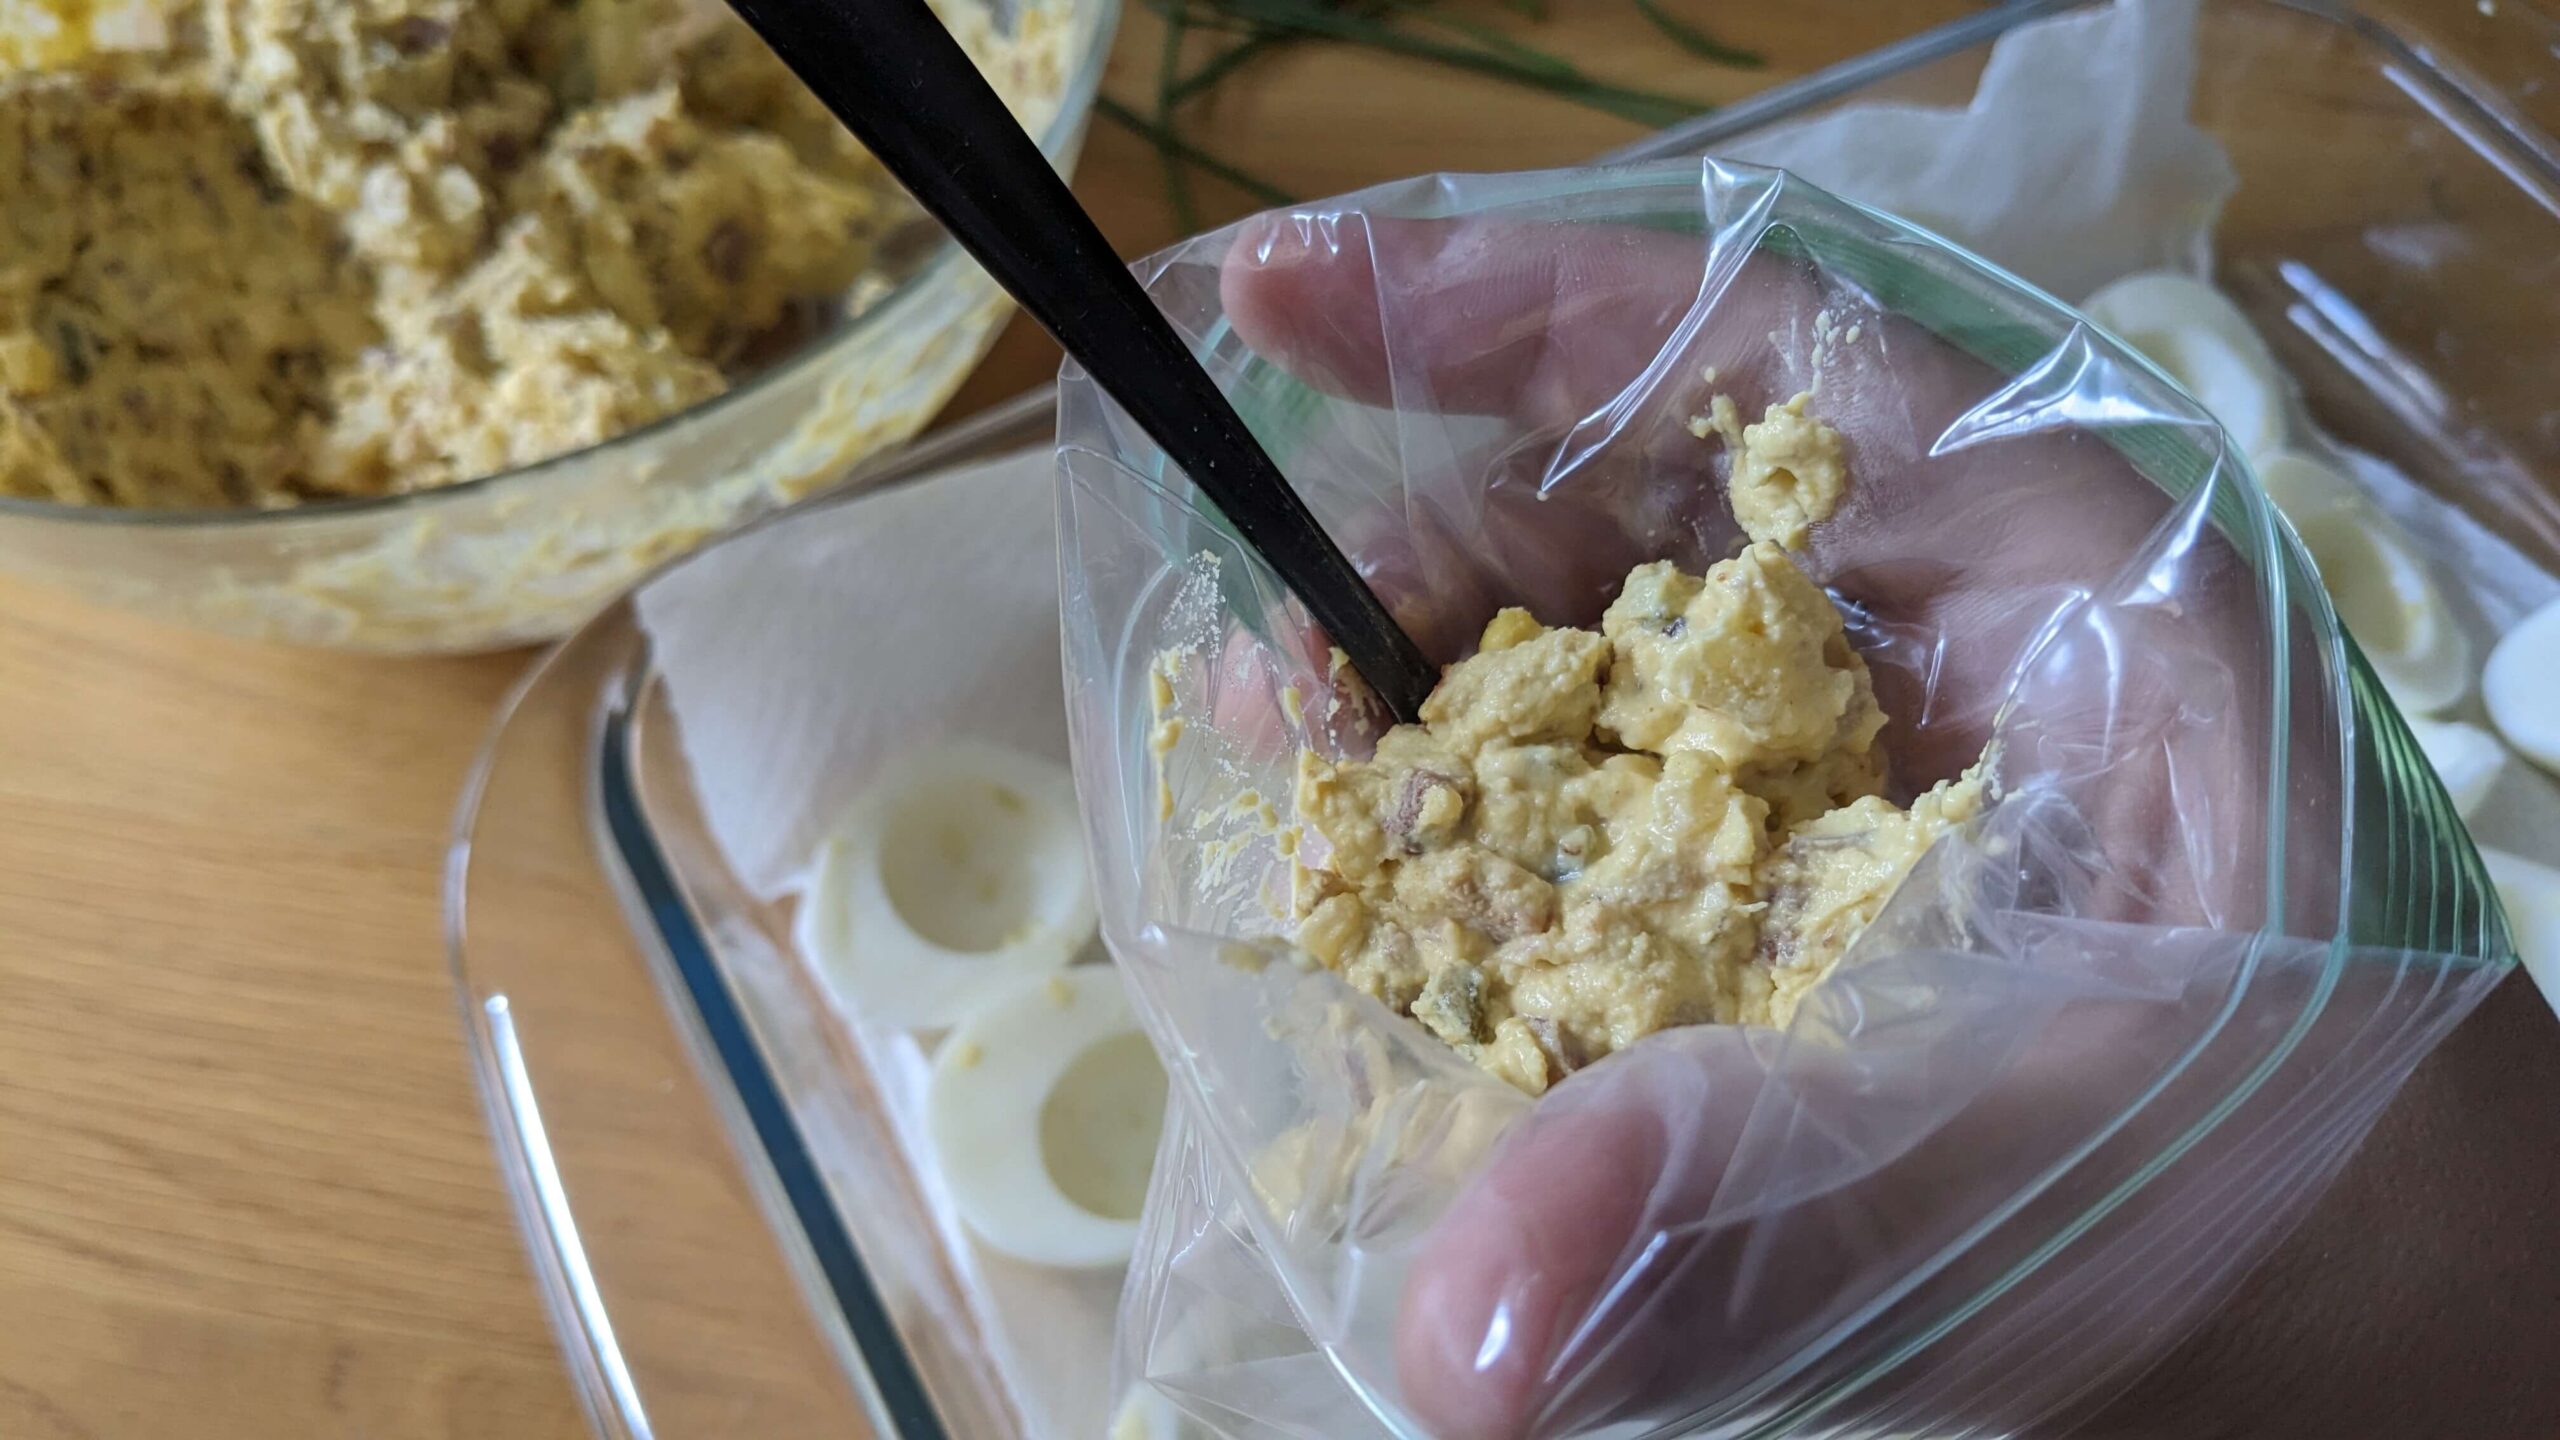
xmin=1391 ymin=927 xmax=2274 ymax=1440
xmin=1220 ymin=208 xmax=1757 ymax=425
xmin=1396 ymin=1031 xmax=1766 ymax=1440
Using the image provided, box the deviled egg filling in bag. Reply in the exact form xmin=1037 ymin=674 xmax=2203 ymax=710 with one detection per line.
xmin=1055 ymin=162 xmax=2512 ymax=1439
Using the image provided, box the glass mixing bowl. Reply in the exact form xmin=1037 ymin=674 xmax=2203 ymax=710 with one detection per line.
xmin=0 ymin=0 xmax=1116 ymax=654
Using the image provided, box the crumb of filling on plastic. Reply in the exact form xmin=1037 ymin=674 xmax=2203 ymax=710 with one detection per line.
xmin=1691 ymin=390 xmax=1848 ymax=551
xmin=1291 ymin=398 xmax=1986 ymax=1095
xmin=1149 ymin=649 xmax=1186 ymax=821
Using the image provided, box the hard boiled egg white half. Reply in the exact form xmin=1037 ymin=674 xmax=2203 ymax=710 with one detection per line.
xmin=2405 ymin=717 xmax=2510 ymax=822
xmin=929 ymin=965 xmax=1169 ymax=1269
xmin=2481 ymin=847 xmax=2560 ymax=1018
xmin=796 ymin=739 xmax=1098 ymax=1030
xmin=2080 ymin=271 xmax=2290 ymax=464
xmin=2258 ymin=450 xmax=2471 ymax=716
xmin=1110 ymin=1382 xmax=1188 ymax=1440
xmin=2484 ymin=595 xmax=2560 ymax=776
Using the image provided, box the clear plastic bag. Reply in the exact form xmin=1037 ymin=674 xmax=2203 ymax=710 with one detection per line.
xmin=1054 ymin=160 xmax=2513 ymax=1439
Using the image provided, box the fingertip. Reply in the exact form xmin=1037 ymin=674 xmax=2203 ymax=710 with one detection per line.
xmin=1398 ymin=1256 xmax=1539 ymax=1440
xmin=1215 ymin=214 xmax=1286 ymax=343
xmin=1222 ymin=204 xmax=1371 ymax=266
xmin=1218 ymin=208 xmax=1389 ymax=403
xmin=1396 ymin=1102 xmax=1666 ymax=1440
xmin=1215 ymin=207 xmax=1311 ymax=337
xmin=1401 ymin=1157 xmax=1610 ymax=1440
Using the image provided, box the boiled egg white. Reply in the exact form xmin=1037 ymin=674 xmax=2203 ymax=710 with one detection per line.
xmin=2404 ymin=717 xmax=2509 ymax=822
xmin=2480 ymin=847 xmax=2560 ymax=1016
xmin=2484 ymin=595 xmax=2560 ymax=775
xmin=1109 ymin=1382 xmax=1186 ymax=1440
xmin=929 ymin=965 xmax=1168 ymax=1269
xmin=2258 ymin=450 xmax=2470 ymax=715
xmin=2081 ymin=271 xmax=2289 ymax=462
xmin=796 ymin=739 xmax=1097 ymax=1030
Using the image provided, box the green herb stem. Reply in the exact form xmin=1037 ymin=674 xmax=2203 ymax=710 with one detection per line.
xmin=1630 ymin=0 xmax=1765 ymax=68
xmin=1126 ymin=0 xmax=1761 ymax=226
xmin=1150 ymin=0 xmax=1712 ymax=127
xmin=1154 ymin=6 xmax=1200 ymax=232
xmin=1172 ymin=28 xmax=1292 ymax=100
xmin=1385 ymin=4 xmax=1576 ymax=78
xmin=1169 ymin=0 xmax=1404 ymax=102
xmin=1097 ymin=96 xmax=1300 ymax=207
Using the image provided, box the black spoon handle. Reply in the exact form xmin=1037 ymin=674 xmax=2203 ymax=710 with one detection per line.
xmin=723 ymin=0 xmax=1437 ymax=723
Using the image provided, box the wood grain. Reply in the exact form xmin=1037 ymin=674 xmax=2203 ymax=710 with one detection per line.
xmin=0 ymin=582 xmax=561 ymax=1437
xmin=0 ymin=4 xmax=2026 ymax=1436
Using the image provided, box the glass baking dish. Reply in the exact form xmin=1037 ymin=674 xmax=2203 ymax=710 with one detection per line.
xmin=450 ymin=390 xmax=1060 ymax=1440
xmin=447 ymin=4 xmax=2559 ymax=1436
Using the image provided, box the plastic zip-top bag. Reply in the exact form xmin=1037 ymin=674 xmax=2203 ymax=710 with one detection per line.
xmin=1055 ymin=160 xmax=2512 ymax=1440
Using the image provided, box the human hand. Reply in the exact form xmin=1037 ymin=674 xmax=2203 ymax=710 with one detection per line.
xmin=1217 ymin=200 xmax=2552 ymax=1439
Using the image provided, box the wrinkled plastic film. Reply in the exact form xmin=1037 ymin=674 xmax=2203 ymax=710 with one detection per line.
xmin=1058 ymin=161 xmax=2510 ymax=1438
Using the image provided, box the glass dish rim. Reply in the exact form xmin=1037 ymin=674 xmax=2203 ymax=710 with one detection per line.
xmin=0 ymin=0 xmax=1119 ymax=534
xmin=1615 ymin=0 xmax=2560 ymax=194
xmin=445 ymin=388 xmax=1059 ymax=1440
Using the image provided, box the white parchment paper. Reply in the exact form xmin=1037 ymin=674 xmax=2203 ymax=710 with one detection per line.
xmin=1720 ymin=0 xmax=2235 ymax=302
xmin=637 ymin=450 xmax=1066 ymax=897
xmin=635 ymin=449 xmax=1135 ymax=1439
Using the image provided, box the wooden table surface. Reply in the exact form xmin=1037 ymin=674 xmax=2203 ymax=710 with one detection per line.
xmin=6 ymin=1 xmax=2481 ymax=1434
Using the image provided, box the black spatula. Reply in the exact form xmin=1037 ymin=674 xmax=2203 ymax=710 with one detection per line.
xmin=723 ymin=0 xmax=1438 ymax=722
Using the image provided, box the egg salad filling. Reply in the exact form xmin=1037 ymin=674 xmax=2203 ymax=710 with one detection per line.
xmin=1292 ymin=395 xmax=1987 ymax=1094
xmin=0 ymin=0 xmax=1040 ymax=507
